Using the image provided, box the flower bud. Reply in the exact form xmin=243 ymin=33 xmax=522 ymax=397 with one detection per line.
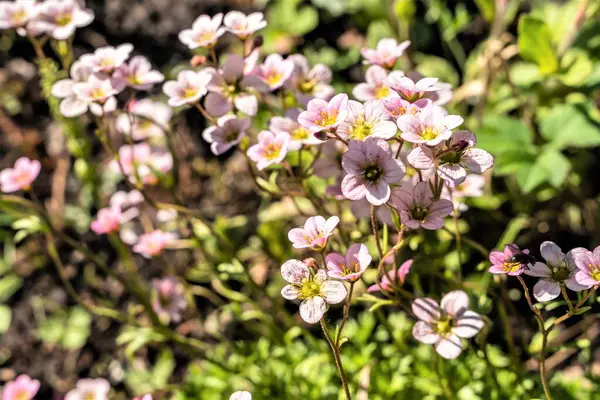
xmin=191 ymin=55 xmax=207 ymax=67
xmin=252 ymin=35 xmax=264 ymax=50
xmin=303 ymin=258 xmax=320 ymax=271
xmin=314 ymin=131 xmax=328 ymax=141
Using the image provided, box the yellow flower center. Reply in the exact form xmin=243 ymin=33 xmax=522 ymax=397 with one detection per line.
xmin=183 ymin=87 xmax=198 ymax=98
xmin=263 ymin=143 xmax=282 ymax=160
xmin=265 ymin=70 xmax=283 ymax=86
xmin=590 ymin=264 xmax=600 ymax=282
xmin=297 ymin=278 xmax=323 ymax=299
xmin=317 ymin=111 xmax=337 ymax=127
xmin=55 ymin=13 xmax=73 ymax=27
xmin=350 ymin=121 xmax=372 ymax=140
xmin=502 ymin=262 xmax=522 ymax=273
xmin=90 ymin=88 xmax=106 ymax=100
xmin=421 ymin=127 xmax=438 ymax=141
xmin=375 ymin=86 xmax=390 ymax=99
xmin=196 ymin=31 xmax=216 ymax=43
xmin=83 ymin=392 xmax=96 ymax=400
xmin=14 ymin=390 xmax=30 ymax=400
xmin=11 ymin=10 xmax=27 ymax=24
xmin=437 ymin=317 xmax=452 ymax=335
xmin=291 ymin=127 xmax=310 ymax=141
xmin=299 ymin=78 xmax=317 ymax=93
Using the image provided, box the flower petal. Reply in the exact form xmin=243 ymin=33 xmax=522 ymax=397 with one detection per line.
xmin=320 ymin=280 xmax=347 ymax=304
xmin=412 ymin=321 xmax=439 ymax=344
xmin=281 ymin=259 xmax=310 ymax=283
xmin=532 ymin=279 xmax=561 ymax=302
xmin=299 ymin=296 xmax=326 ymax=324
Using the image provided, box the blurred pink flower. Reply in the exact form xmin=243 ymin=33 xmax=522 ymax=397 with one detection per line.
xmin=71 ymin=74 xmax=119 ymax=116
xmin=269 ymin=109 xmax=322 ymax=151
xmin=387 ymin=75 xmax=441 ymax=102
xmin=571 ymin=245 xmax=600 ymax=288
xmin=382 ymin=97 xmax=430 ymax=120
xmin=412 ymin=290 xmax=484 ymax=359
xmin=326 ymin=243 xmax=372 ymax=282
xmin=110 ymin=144 xmax=173 ymax=185
xmin=202 ymin=115 xmax=251 ymax=155
xmin=0 ymin=157 xmax=40 ymax=192
xmin=133 ymin=230 xmax=176 ymax=258
xmin=288 ymin=215 xmax=339 ymax=251
xmin=341 ymin=138 xmax=405 ymax=206
xmin=65 ymin=378 xmax=110 ymax=400
xmin=51 ymin=59 xmax=94 ymax=117
xmin=163 ymin=69 xmax=212 ymax=107
xmin=280 ymin=259 xmax=346 ymax=324
xmin=29 ymin=0 xmax=93 ymax=40
xmin=390 ymin=182 xmax=453 ymax=230
xmin=251 ymin=54 xmax=295 ymax=91
xmin=397 ymin=105 xmax=463 ymax=146
xmin=178 ymin=13 xmax=225 ymax=49
xmin=488 ymin=244 xmax=529 ymax=275
xmin=337 ymin=100 xmax=397 ymax=141
xmin=79 ymin=44 xmax=133 ymax=74
xmin=0 ymin=0 xmax=39 ymax=35
xmin=223 ymin=11 xmax=266 ymax=39
xmin=133 ymin=395 xmax=152 ymax=400
xmin=298 ymin=93 xmax=349 ymax=134
xmin=152 ymin=277 xmax=187 ymax=324
xmin=1 ymin=374 xmax=40 ymax=400
xmin=247 ymin=130 xmax=290 ymax=170
xmin=91 ymin=205 xmax=138 ymax=235
xmin=361 ymin=38 xmax=410 ymax=69
xmin=352 ymin=66 xmax=398 ymax=101
xmin=113 ymin=56 xmax=164 ymax=91
xmin=367 ymin=259 xmax=413 ymax=293
xmin=116 ymin=99 xmax=172 ymax=140
xmin=287 ymin=55 xmax=335 ymax=107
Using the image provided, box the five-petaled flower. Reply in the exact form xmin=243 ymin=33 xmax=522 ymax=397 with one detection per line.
xmin=287 ymin=55 xmax=335 ymax=107
xmin=178 ymin=13 xmax=225 ymax=49
xmin=163 ymin=69 xmax=212 ymax=107
xmin=0 ymin=157 xmax=40 ymax=193
xmin=1 ymin=374 xmax=40 ymax=400
xmin=341 ymin=138 xmax=405 ymax=206
xmin=116 ymin=99 xmax=172 ymax=140
xmin=390 ymin=182 xmax=453 ymax=230
xmin=412 ymin=290 xmax=484 ymax=359
xmin=269 ymin=109 xmax=322 ymax=151
xmin=326 ymin=243 xmax=372 ymax=282
xmin=397 ymin=105 xmax=463 ymax=146
xmin=251 ymin=54 xmax=295 ymax=91
xmin=247 ymin=130 xmax=290 ymax=170
xmin=113 ymin=55 xmax=165 ymax=91
xmin=280 ymin=259 xmax=347 ymax=324
xmin=298 ymin=93 xmax=349 ymax=134
xmin=223 ymin=11 xmax=266 ymax=39
xmin=28 ymin=0 xmax=94 ymax=40
xmin=203 ymin=115 xmax=251 ymax=155
xmin=337 ymin=100 xmax=397 ymax=141
xmin=352 ymin=66 xmax=398 ymax=101
xmin=0 ymin=0 xmax=40 ymax=35
xmin=382 ymin=97 xmax=430 ymax=120
xmin=361 ymin=38 xmax=410 ymax=69
xmin=387 ymin=75 xmax=441 ymax=102
xmin=80 ymin=44 xmax=133 ymax=74
xmin=288 ymin=215 xmax=339 ymax=251
xmin=65 ymin=378 xmax=110 ymax=400
xmin=488 ymin=244 xmax=531 ymax=276
xmin=571 ymin=245 xmax=600 ymax=288
xmin=133 ymin=230 xmax=176 ymax=258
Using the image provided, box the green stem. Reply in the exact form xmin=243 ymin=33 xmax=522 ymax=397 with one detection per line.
xmin=320 ymin=318 xmax=352 ymax=400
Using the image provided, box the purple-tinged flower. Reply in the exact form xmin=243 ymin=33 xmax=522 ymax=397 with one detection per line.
xmin=91 ymin=205 xmax=125 ymax=235
xmin=412 ymin=291 xmax=484 ymax=359
xmin=29 ymin=0 xmax=93 ymax=40
xmin=133 ymin=230 xmax=176 ymax=258
xmin=367 ymin=259 xmax=413 ymax=293
xmin=0 ymin=0 xmax=39 ymax=35
xmin=113 ymin=56 xmax=164 ymax=91
xmin=1 ymin=374 xmax=40 ymax=400
xmin=51 ymin=59 xmax=94 ymax=117
xmin=337 ymin=100 xmax=397 ymax=141
xmin=163 ymin=69 xmax=212 ymax=107
xmin=341 ymin=138 xmax=405 ymax=206
xmin=387 ymin=75 xmax=441 ymax=102
xmin=251 ymin=54 xmax=294 ymax=91
xmin=116 ymin=99 xmax=172 ymax=140
xmin=407 ymin=130 xmax=493 ymax=187
xmin=223 ymin=11 xmax=266 ymax=39
xmin=298 ymin=93 xmax=349 ymax=134
xmin=205 ymin=54 xmax=263 ymax=117
xmin=110 ymin=144 xmax=173 ymax=185
xmin=79 ymin=44 xmax=133 ymax=74
xmin=280 ymin=260 xmax=346 ymax=324
xmin=352 ymin=66 xmax=398 ymax=101
xmin=178 ymin=13 xmax=225 ymax=49
xmin=571 ymin=245 xmax=600 ymax=288
xmin=247 ymin=130 xmax=290 ymax=171
xmin=326 ymin=243 xmax=372 ymax=282
xmin=202 ymin=115 xmax=251 ymax=155
xmin=488 ymin=244 xmax=530 ymax=275
xmin=313 ymin=140 xmax=345 ymax=179
xmin=524 ymin=242 xmax=588 ymax=302
xmin=287 ymin=55 xmax=335 ymax=107
xmin=229 ymin=392 xmax=251 ymax=400
xmin=0 ymin=157 xmax=40 ymax=192
xmin=152 ymin=277 xmax=187 ymax=323
xmin=382 ymin=97 xmax=430 ymax=120
xmin=397 ymin=105 xmax=463 ymax=146
xmin=65 ymin=378 xmax=110 ymax=400
xmin=71 ymin=74 xmax=119 ymax=116
xmin=361 ymin=38 xmax=410 ymax=69
xmin=269 ymin=109 xmax=321 ymax=151
xmin=390 ymin=182 xmax=453 ymax=230
xmin=288 ymin=216 xmax=339 ymax=251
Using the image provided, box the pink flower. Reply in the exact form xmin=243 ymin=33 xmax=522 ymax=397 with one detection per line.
xmin=79 ymin=44 xmax=133 ymax=74
xmin=407 ymin=130 xmax=493 ymax=187
xmin=298 ymin=93 xmax=349 ymax=134
xmin=113 ymin=56 xmax=164 ymax=91
xmin=0 ymin=157 xmax=40 ymax=192
xmin=163 ymin=69 xmax=212 ymax=107
xmin=205 ymin=54 xmax=262 ymax=117
xmin=90 ymin=205 xmax=138 ymax=235
xmin=71 ymin=74 xmax=119 ymax=116
xmin=51 ymin=59 xmax=94 ymax=118
xmin=287 ymin=55 xmax=335 ymax=107
xmin=352 ymin=66 xmax=398 ymax=101
xmin=341 ymin=138 xmax=405 ymax=206
xmin=223 ymin=11 xmax=266 ymax=39
xmin=178 ymin=13 xmax=225 ymax=49
xmin=382 ymin=97 xmax=430 ymax=120
xmin=1 ymin=375 xmax=40 ymax=400
xmin=269 ymin=109 xmax=322 ymax=151
xmin=116 ymin=99 xmax=172 ymax=140
xmin=247 ymin=131 xmax=290 ymax=171
xmin=133 ymin=230 xmax=176 ymax=258
xmin=488 ymin=244 xmax=530 ymax=276
xmin=133 ymin=395 xmax=152 ymax=400
xmin=412 ymin=290 xmax=484 ymax=359
xmin=109 ymin=190 xmax=143 ymax=209
xmin=571 ymin=245 xmax=600 ymax=288
xmin=110 ymin=144 xmax=173 ymax=185
xmin=202 ymin=115 xmax=251 ymax=155
xmin=361 ymin=38 xmax=410 ymax=69
xmin=229 ymin=391 xmax=252 ymax=400
xmin=326 ymin=243 xmax=372 ymax=282
xmin=337 ymin=100 xmax=397 ymax=141
xmin=0 ymin=0 xmax=39 ymax=35
xmin=65 ymin=378 xmax=110 ymax=400
xmin=251 ymin=54 xmax=295 ymax=91
xmin=152 ymin=277 xmax=187 ymax=324
xmin=390 ymin=182 xmax=453 ymax=230
xmin=29 ymin=0 xmax=93 ymax=40
xmin=313 ymin=140 xmax=345 ymax=179
xmin=280 ymin=260 xmax=346 ymax=324
xmin=288 ymin=215 xmax=339 ymax=251
xmin=387 ymin=75 xmax=441 ymax=102
xmin=367 ymin=259 xmax=413 ymax=293
xmin=397 ymin=105 xmax=463 ymax=146
xmin=406 ymin=71 xmax=453 ymax=105
xmin=524 ymin=242 xmax=587 ymax=302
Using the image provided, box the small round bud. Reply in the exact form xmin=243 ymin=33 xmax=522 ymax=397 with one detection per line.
xmin=252 ymin=35 xmax=264 ymax=50
xmin=303 ymin=258 xmax=320 ymax=271
xmin=314 ymin=131 xmax=328 ymax=141
xmin=191 ymin=55 xmax=207 ymax=67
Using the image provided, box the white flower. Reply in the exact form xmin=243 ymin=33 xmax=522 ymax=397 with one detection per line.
xmin=116 ymin=99 xmax=172 ymax=140
xmin=65 ymin=378 xmax=110 ymax=400
xmin=223 ymin=11 xmax=266 ymax=39
xmin=112 ymin=56 xmax=164 ymax=91
xmin=337 ymin=100 xmax=397 ymax=141
xmin=71 ymin=74 xmax=119 ymax=116
xmin=229 ymin=392 xmax=252 ymax=400
xmin=51 ymin=59 xmax=94 ymax=117
xmin=79 ymin=44 xmax=134 ymax=74
xmin=29 ymin=0 xmax=93 ymax=40
xmin=0 ymin=0 xmax=40 ymax=35
xmin=179 ymin=13 xmax=225 ymax=49
xmin=163 ymin=69 xmax=212 ymax=107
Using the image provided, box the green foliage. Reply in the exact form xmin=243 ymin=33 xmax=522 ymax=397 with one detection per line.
xmin=518 ymin=16 xmax=558 ymax=75
xmin=38 ymin=306 xmax=92 ymax=349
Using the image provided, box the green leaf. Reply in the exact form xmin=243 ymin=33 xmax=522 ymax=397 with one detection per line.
xmin=0 ymin=305 xmax=11 ymax=333
xmin=474 ymin=0 xmax=494 ymax=22
xmin=558 ymin=49 xmax=593 ymax=86
xmin=573 ymin=306 xmax=591 ymax=315
xmin=477 ymin=116 xmax=534 ymax=156
xmin=517 ymin=16 xmax=558 ymax=75
xmin=521 ymin=148 xmax=571 ymax=193
xmin=152 ymin=349 xmax=175 ymax=388
xmin=539 ymin=103 xmax=600 ymax=150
